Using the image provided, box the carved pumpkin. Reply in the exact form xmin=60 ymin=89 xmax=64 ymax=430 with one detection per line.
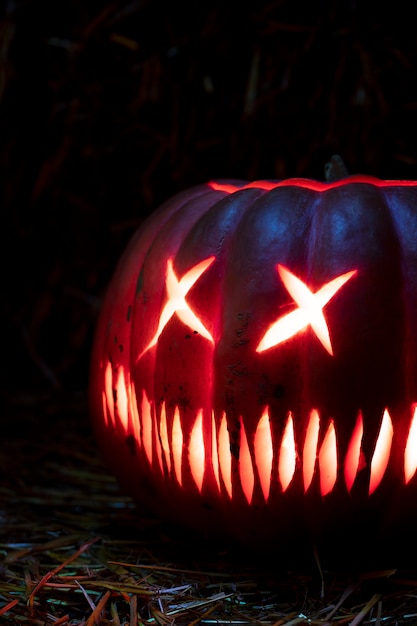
xmin=89 ymin=172 xmax=417 ymax=557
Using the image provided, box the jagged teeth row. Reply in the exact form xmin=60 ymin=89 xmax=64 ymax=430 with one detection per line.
xmin=102 ymin=361 xmax=417 ymax=502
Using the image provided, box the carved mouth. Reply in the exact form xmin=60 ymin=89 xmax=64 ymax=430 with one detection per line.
xmin=101 ymin=360 xmax=417 ymax=503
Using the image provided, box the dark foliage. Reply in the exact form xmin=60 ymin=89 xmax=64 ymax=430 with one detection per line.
xmin=2 ymin=0 xmax=417 ymax=398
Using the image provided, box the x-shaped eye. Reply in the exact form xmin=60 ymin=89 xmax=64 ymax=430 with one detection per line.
xmin=256 ymin=265 xmax=357 ymax=356
xmin=140 ymin=256 xmax=215 ymax=358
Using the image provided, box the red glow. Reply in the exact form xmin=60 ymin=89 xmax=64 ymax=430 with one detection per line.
xmin=303 ymin=409 xmax=320 ymax=492
xmin=102 ymin=390 xmax=108 ymax=427
xmin=189 ymin=410 xmax=205 ymax=492
xmin=208 ymin=177 xmax=417 ymax=194
xmin=130 ymin=382 xmax=140 ymax=447
xmin=405 ymin=405 xmax=417 ymax=484
xmin=218 ymin=413 xmax=232 ymax=498
xmin=211 ymin=412 xmax=221 ymax=491
xmin=115 ymin=366 xmax=129 ymax=431
xmin=141 ymin=389 xmax=153 ymax=465
xmin=155 ymin=413 xmax=164 ymax=473
xmin=171 ymin=407 xmax=183 ymax=485
xmin=172 ymin=407 xmax=183 ymax=486
xmin=319 ymin=420 xmax=337 ymax=496
xmin=104 ymin=360 xmax=114 ymax=427
xmin=256 ymin=265 xmax=357 ymax=355
xmin=344 ymin=411 xmax=364 ymax=493
xmin=140 ymin=256 xmax=215 ymax=358
xmin=159 ymin=402 xmax=171 ymax=474
xmin=239 ymin=417 xmax=254 ymax=504
xmin=278 ymin=413 xmax=296 ymax=492
xmin=369 ymin=409 xmax=393 ymax=495
xmin=254 ymin=408 xmax=273 ymax=501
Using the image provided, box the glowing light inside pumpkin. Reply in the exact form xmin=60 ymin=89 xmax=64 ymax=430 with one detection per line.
xmin=278 ymin=413 xmax=296 ymax=491
xmin=254 ymin=408 xmax=273 ymax=500
xmin=172 ymin=407 xmax=183 ymax=486
xmin=239 ymin=417 xmax=254 ymax=503
xmin=115 ymin=367 xmax=129 ymax=431
xmin=159 ymin=402 xmax=171 ymax=474
xmin=303 ymin=409 xmax=320 ymax=492
xmin=189 ymin=410 xmax=205 ymax=491
xmin=344 ymin=411 xmax=364 ymax=493
xmin=130 ymin=382 xmax=140 ymax=446
xmin=318 ymin=420 xmax=337 ymax=496
xmin=256 ymin=265 xmax=357 ymax=355
xmin=103 ymin=360 xmax=114 ymax=426
xmin=141 ymin=389 xmax=153 ymax=465
xmin=218 ymin=412 xmax=232 ymax=498
xmin=211 ymin=412 xmax=221 ymax=491
xmin=140 ymin=256 xmax=215 ymax=358
xmin=404 ymin=405 xmax=417 ymax=483
xmin=369 ymin=409 xmax=393 ymax=494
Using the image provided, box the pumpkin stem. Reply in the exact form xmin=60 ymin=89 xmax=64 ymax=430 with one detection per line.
xmin=324 ymin=154 xmax=349 ymax=182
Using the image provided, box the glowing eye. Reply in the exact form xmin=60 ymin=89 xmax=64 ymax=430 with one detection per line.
xmin=256 ymin=265 xmax=357 ymax=356
xmin=139 ymin=257 xmax=215 ymax=358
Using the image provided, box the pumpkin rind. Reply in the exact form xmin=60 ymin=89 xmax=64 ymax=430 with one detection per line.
xmin=89 ymin=177 xmax=417 ymax=556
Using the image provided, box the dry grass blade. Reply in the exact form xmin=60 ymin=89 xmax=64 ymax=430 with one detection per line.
xmin=0 ymin=599 xmax=19 ymax=617
xmin=85 ymin=589 xmax=111 ymax=625
xmin=27 ymin=537 xmax=101 ymax=605
xmin=349 ymin=593 xmax=382 ymax=626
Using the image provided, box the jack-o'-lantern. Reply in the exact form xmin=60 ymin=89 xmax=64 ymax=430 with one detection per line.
xmin=89 ymin=163 xmax=417 ymax=559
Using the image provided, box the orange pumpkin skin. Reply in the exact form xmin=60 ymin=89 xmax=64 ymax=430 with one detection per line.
xmin=89 ymin=176 xmax=417 ymax=555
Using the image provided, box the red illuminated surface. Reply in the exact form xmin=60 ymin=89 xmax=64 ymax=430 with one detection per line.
xmin=209 ymin=177 xmax=417 ymax=194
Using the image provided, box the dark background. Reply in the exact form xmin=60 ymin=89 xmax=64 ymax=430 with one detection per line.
xmin=2 ymin=0 xmax=417 ymax=413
